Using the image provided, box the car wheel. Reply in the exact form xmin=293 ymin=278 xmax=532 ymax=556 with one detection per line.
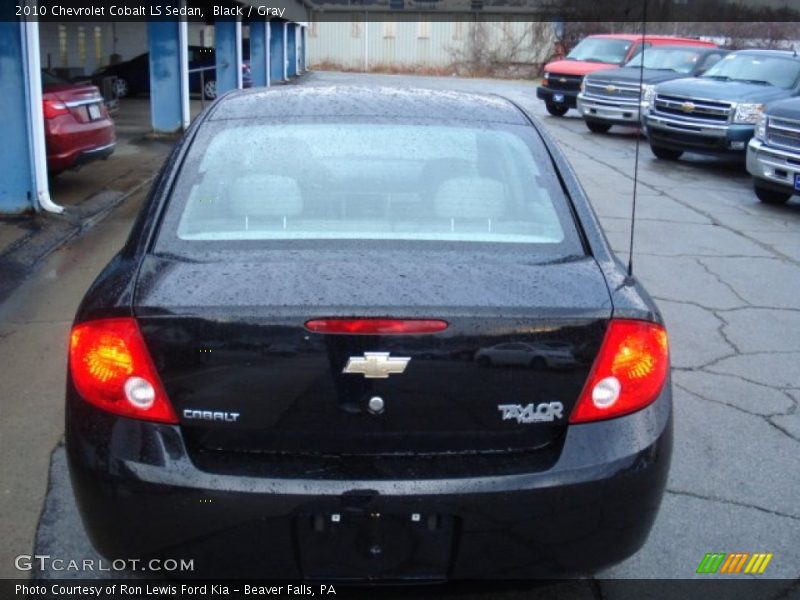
xmin=546 ymin=103 xmax=569 ymax=117
xmin=112 ymin=77 xmax=129 ymax=98
xmin=585 ymin=120 xmax=612 ymax=134
xmin=203 ymin=79 xmax=217 ymax=100
xmin=650 ymin=144 xmax=683 ymax=161
xmin=754 ymin=182 xmax=791 ymax=205
xmin=530 ymin=357 xmax=547 ymax=371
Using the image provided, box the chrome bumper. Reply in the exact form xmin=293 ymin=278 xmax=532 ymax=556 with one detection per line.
xmin=747 ymin=138 xmax=800 ymax=190
xmin=577 ymin=94 xmax=644 ymax=124
xmin=645 ymin=113 xmax=730 ymax=137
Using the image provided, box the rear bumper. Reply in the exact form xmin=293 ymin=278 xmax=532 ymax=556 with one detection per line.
xmin=66 ymin=383 xmax=672 ymax=579
xmin=45 ymin=116 xmax=116 ymax=173
xmin=746 ymin=138 xmax=800 ymax=194
xmin=577 ymin=94 xmax=646 ymax=128
xmin=536 ymin=86 xmax=578 ymax=109
xmin=645 ymin=113 xmax=752 ymax=156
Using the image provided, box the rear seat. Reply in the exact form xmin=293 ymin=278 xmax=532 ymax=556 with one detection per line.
xmin=433 ymin=176 xmax=507 ymax=232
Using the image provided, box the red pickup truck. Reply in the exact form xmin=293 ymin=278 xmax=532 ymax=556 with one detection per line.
xmin=537 ymin=34 xmax=717 ymax=116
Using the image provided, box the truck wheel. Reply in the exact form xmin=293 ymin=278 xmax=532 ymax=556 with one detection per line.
xmin=585 ymin=120 xmax=612 ymax=134
xmin=650 ymin=144 xmax=683 ymax=161
xmin=546 ymin=103 xmax=569 ymax=117
xmin=754 ymin=182 xmax=791 ymax=205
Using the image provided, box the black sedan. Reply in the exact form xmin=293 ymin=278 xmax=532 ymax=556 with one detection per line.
xmin=66 ymin=86 xmax=672 ymax=580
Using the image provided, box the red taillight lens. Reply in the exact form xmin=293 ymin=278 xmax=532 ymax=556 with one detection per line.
xmin=43 ymin=98 xmax=69 ymax=119
xmin=569 ymin=319 xmax=669 ymax=423
xmin=304 ymin=318 xmax=448 ymax=335
xmin=69 ymin=318 xmax=177 ymax=424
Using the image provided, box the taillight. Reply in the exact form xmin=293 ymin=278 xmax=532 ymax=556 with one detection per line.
xmin=43 ymin=98 xmax=69 ymax=119
xmin=305 ymin=318 xmax=448 ymax=335
xmin=69 ymin=318 xmax=177 ymax=423
xmin=569 ymin=319 xmax=669 ymax=423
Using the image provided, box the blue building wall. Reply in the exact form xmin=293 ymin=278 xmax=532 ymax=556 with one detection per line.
xmin=287 ymin=24 xmax=297 ymax=77
xmin=269 ymin=21 xmax=285 ymax=82
xmin=215 ymin=20 xmax=239 ymax=96
xmin=249 ymin=21 xmax=269 ymax=87
xmin=0 ymin=20 xmax=36 ymax=213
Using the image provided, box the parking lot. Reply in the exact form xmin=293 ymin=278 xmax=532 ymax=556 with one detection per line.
xmin=1 ymin=71 xmax=798 ymax=592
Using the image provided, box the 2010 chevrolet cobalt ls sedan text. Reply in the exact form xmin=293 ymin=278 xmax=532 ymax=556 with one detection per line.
xmin=66 ymin=86 xmax=672 ymax=580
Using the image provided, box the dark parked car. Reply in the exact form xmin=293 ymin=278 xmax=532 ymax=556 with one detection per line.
xmin=747 ymin=97 xmax=800 ymax=204
xmin=577 ymin=45 xmax=729 ymax=133
xmin=66 ymin=87 xmax=672 ymax=580
xmin=91 ymin=45 xmax=252 ymax=100
xmin=645 ymin=49 xmax=800 ymax=161
xmin=41 ymin=70 xmax=115 ymax=174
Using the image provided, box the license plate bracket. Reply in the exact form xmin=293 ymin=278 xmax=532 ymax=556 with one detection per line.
xmin=88 ymin=103 xmax=102 ymax=120
xmin=296 ymin=510 xmax=454 ymax=580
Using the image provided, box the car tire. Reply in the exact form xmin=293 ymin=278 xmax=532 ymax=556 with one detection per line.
xmin=203 ymin=79 xmax=217 ymax=100
xmin=754 ymin=183 xmax=791 ymax=205
xmin=585 ymin=120 xmax=612 ymax=134
xmin=546 ymin=103 xmax=569 ymax=117
xmin=650 ymin=145 xmax=683 ymax=161
xmin=112 ymin=77 xmax=129 ymax=99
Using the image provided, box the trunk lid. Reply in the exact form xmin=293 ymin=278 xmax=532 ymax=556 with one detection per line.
xmin=44 ymin=82 xmax=105 ymax=123
xmin=135 ymin=251 xmax=612 ymax=461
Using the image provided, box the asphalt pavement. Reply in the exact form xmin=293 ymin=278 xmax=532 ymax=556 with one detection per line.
xmin=1 ymin=72 xmax=798 ymax=594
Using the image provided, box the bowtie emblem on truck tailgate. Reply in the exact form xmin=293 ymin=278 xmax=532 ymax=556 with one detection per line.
xmin=343 ymin=352 xmax=411 ymax=378
xmin=498 ymin=402 xmax=564 ymax=424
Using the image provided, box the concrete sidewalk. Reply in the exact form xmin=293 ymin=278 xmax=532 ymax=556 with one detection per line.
xmin=0 ymin=184 xmax=150 ymax=579
xmin=0 ymin=98 xmax=176 ymax=579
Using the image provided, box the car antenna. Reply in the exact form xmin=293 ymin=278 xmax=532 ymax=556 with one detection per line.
xmin=628 ymin=0 xmax=648 ymax=278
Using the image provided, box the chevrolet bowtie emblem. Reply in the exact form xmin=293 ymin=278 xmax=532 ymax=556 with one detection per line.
xmin=681 ymin=101 xmax=696 ymax=113
xmin=343 ymin=352 xmax=410 ymax=378
xmin=605 ymin=84 xmax=617 ymax=93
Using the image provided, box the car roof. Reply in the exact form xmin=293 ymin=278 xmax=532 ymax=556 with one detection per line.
xmin=209 ymin=86 xmax=530 ymax=125
xmin=732 ymin=48 xmax=800 ymax=59
xmin=640 ymin=44 xmax=721 ymax=52
xmin=589 ymin=34 xmax=710 ymax=44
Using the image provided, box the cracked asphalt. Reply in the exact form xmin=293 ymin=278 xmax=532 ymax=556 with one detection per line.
xmin=3 ymin=72 xmax=798 ymax=592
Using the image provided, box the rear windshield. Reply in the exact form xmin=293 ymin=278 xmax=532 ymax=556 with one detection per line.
xmin=567 ymin=38 xmax=633 ymax=64
xmin=155 ymin=118 xmax=583 ymax=258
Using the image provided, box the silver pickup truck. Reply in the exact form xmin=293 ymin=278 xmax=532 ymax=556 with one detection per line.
xmin=747 ymin=97 xmax=800 ymax=204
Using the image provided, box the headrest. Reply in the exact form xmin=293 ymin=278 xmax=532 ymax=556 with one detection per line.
xmin=434 ymin=177 xmax=506 ymax=220
xmin=230 ymin=175 xmax=303 ymax=217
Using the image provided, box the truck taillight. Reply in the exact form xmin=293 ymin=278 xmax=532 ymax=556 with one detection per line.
xmin=570 ymin=319 xmax=669 ymax=423
xmin=69 ymin=318 xmax=177 ymax=423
